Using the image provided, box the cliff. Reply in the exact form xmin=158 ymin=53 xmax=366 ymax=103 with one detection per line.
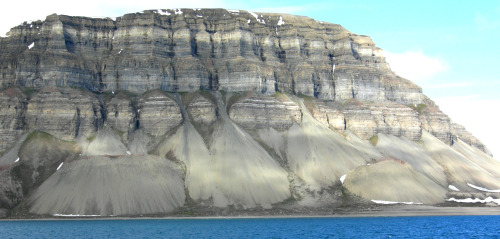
xmin=0 ymin=9 xmax=497 ymax=218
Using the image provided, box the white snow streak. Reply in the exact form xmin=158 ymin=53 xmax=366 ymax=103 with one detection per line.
xmin=14 ymin=157 xmax=19 ymax=163
xmin=448 ymin=185 xmax=460 ymax=191
xmin=157 ymin=10 xmax=171 ymax=16
xmin=249 ymin=11 xmax=258 ymax=19
xmin=340 ymin=174 xmax=346 ymax=184
xmin=53 ymin=214 xmax=101 ymax=217
xmin=28 ymin=42 xmax=34 ymax=49
xmin=277 ymin=16 xmax=285 ymax=26
xmin=174 ymin=9 xmax=183 ymax=15
xmin=467 ymin=183 xmax=500 ymax=193
xmin=447 ymin=197 xmax=500 ymax=205
xmin=56 ymin=162 xmax=63 ymax=171
xmin=228 ymin=10 xmax=240 ymax=14
xmin=118 ymin=49 xmax=122 ymax=54
xmin=249 ymin=12 xmax=265 ymax=24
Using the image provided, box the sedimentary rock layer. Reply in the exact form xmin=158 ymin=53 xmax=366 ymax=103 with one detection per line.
xmin=0 ymin=9 xmax=422 ymax=104
xmin=0 ymin=9 xmax=496 ymax=217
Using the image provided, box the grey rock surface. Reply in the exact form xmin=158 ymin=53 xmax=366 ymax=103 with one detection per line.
xmin=1 ymin=9 xmax=422 ymax=103
xmin=0 ymin=9 xmax=496 ymax=217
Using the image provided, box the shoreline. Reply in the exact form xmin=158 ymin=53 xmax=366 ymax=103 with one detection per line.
xmin=3 ymin=205 xmax=500 ymax=221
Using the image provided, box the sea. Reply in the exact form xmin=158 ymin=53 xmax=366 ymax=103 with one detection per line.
xmin=0 ymin=216 xmax=498 ymax=238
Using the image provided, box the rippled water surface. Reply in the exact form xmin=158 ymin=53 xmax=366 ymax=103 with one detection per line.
xmin=0 ymin=216 xmax=498 ymax=238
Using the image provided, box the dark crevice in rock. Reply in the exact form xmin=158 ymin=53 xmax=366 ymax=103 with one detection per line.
xmin=74 ymin=108 xmax=81 ymax=138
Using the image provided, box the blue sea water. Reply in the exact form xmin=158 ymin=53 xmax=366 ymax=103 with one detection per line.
xmin=0 ymin=216 xmax=499 ymax=238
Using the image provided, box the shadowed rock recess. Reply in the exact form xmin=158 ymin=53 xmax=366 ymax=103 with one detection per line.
xmin=0 ymin=9 xmax=498 ymax=218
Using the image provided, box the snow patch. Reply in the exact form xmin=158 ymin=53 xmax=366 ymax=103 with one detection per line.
xmin=157 ymin=9 xmax=171 ymax=16
xmin=248 ymin=12 xmax=265 ymax=24
xmin=118 ymin=49 xmax=122 ymax=54
xmin=467 ymin=183 xmax=500 ymax=193
xmin=447 ymin=197 xmax=500 ymax=205
xmin=53 ymin=214 xmax=101 ymax=217
xmin=249 ymin=11 xmax=258 ymax=19
xmin=248 ymin=19 xmax=251 ymax=24
xmin=126 ymin=151 xmax=131 ymax=155
xmin=259 ymin=15 xmax=266 ymax=24
xmin=14 ymin=157 xmax=19 ymax=163
xmin=340 ymin=174 xmax=346 ymax=184
xmin=277 ymin=16 xmax=285 ymax=26
xmin=448 ymin=185 xmax=460 ymax=191
xmin=197 ymin=15 xmax=203 ymax=18
xmin=371 ymin=200 xmax=423 ymax=205
xmin=28 ymin=42 xmax=34 ymax=49
xmin=174 ymin=9 xmax=183 ymax=15
xmin=56 ymin=162 xmax=63 ymax=171
xmin=228 ymin=9 xmax=240 ymax=14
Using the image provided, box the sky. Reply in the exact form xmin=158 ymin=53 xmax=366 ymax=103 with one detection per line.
xmin=1 ymin=0 xmax=499 ymax=157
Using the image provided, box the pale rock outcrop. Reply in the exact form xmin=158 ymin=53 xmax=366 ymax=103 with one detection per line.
xmin=312 ymin=101 xmax=345 ymax=132
xmin=26 ymin=87 xmax=102 ymax=140
xmin=418 ymin=105 xmax=452 ymax=145
xmin=105 ymin=92 xmax=135 ymax=140
xmin=229 ymin=94 xmax=300 ymax=130
xmin=137 ymin=90 xmax=182 ymax=137
xmin=187 ymin=95 xmax=217 ymax=126
xmin=313 ymin=100 xmax=421 ymax=141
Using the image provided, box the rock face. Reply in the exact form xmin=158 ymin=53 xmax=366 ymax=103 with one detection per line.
xmin=137 ymin=90 xmax=182 ymax=137
xmin=229 ymin=93 xmax=300 ymax=130
xmin=0 ymin=9 xmax=422 ymax=103
xmin=105 ymin=92 xmax=135 ymax=140
xmin=0 ymin=9 xmax=497 ymax=217
xmin=187 ymin=95 xmax=217 ymax=126
xmin=0 ymin=88 xmax=26 ymax=152
xmin=26 ymin=87 xmax=102 ymax=141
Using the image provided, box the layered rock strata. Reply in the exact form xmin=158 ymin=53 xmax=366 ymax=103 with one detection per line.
xmin=0 ymin=9 xmax=496 ymax=218
xmin=1 ymin=9 xmax=422 ymax=104
xmin=229 ymin=93 xmax=300 ymax=130
xmin=26 ymin=87 xmax=102 ymax=141
xmin=0 ymin=88 xmax=27 ymax=152
xmin=137 ymin=90 xmax=182 ymax=137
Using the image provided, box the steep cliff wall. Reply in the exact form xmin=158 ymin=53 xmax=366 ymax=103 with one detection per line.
xmin=0 ymin=9 xmax=496 ymax=218
xmin=0 ymin=9 xmax=422 ymax=103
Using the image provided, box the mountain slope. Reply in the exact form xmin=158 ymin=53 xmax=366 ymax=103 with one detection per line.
xmin=0 ymin=9 xmax=497 ymax=218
